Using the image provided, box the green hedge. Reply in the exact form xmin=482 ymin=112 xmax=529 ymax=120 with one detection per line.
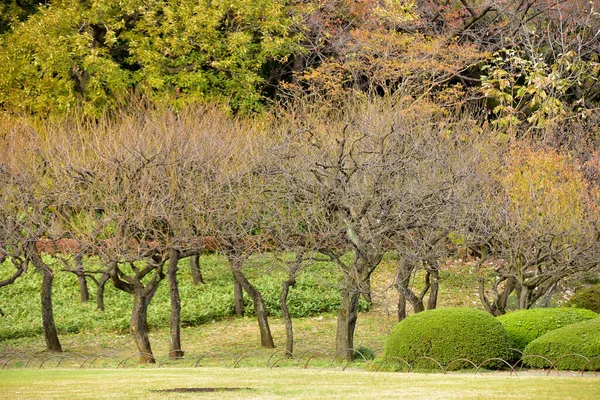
xmin=382 ymin=307 xmax=511 ymax=370
xmin=566 ymin=285 xmax=600 ymax=313
xmin=523 ymin=317 xmax=600 ymax=370
xmin=497 ymin=308 xmax=598 ymax=351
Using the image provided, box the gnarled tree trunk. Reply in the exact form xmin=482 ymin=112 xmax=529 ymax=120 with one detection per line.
xmin=168 ymin=248 xmax=183 ymax=358
xmin=335 ymin=284 xmax=360 ymax=361
xmin=96 ymin=269 xmax=111 ymax=311
xmin=130 ymin=289 xmax=155 ymax=363
xmin=112 ymin=259 xmax=164 ymax=364
xmin=189 ymin=254 xmax=205 ymax=285
xmin=228 ymin=255 xmax=275 ymax=348
xmin=233 ymin=273 xmax=244 ymax=317
xmin=74 ymin=254 xmax=89 ymax=302
xmin=25 ymin=241 xmax=62 ymax=352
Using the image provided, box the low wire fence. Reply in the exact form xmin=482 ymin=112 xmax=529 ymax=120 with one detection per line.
xmin=1 ymin=349 xmax=598 ymax=376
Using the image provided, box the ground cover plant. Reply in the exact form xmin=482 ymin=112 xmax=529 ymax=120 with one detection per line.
xmin=0 ymin=253 xmax=360 ymax=340
xmin=497 ymin=308 xmax=598 ymax=351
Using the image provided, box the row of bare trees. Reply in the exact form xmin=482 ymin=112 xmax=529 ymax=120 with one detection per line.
xmin=1 ymin=99 xmax=599 ymax=362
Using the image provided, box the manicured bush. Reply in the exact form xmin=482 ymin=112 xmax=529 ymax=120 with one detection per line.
xmin=382 ymin=307 xmax=512 ymax=370
xmin=523 ymin=317 xmax=600 ymax=370
xmin=565 ymin=285 xmax=600 ymax=313
xmin=497 ymin=308 xmax=598 ymax=351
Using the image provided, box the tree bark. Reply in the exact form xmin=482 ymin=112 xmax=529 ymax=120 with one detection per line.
xmin=233 ymin=274 xmax=244 ymax=317
xmin=130 ymin=290 xmax=155 ymax=363
xmin=25 ymin=242 xmax=62 ymax=352
xmin=168 ymin=248 xmax=183 ymax=359
xmin=280 ymin=277 xmax=296 ymax=356
xmin=361 ymin=275 xmax=372 ymax=305
xmin=396 ymin=262 xmax=411 ymax=321
xmin=111 ymin=259 xmax=164 ymax=364
xmin=74 ymin=254 xmax=89 ymax=303
xmin=336 ymin=285 xmax=360 ymax=362
xmin=395 ymin=260 xmax=425 ymax=319
xmin=96 ymin=270 xmax=111 ymax=311
xmin=426 ymin=267 xmax=439 ymax=310
xmin=189 ymin=254 xmax=204 ymax=285
xmin=229 ymin=255 xmax=275 ymax=348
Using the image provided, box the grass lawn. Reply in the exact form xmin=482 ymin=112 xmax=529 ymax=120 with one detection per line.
xmin=1 ymin=368 xmax=599 ymax=399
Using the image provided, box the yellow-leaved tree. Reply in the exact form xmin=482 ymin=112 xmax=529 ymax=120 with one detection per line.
xmin=477 ymin=144 xmax=598 ymax=314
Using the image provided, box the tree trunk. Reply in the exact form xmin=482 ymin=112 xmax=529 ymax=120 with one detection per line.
xmin=229 ymin=256 xmax=275 ymax=348
xmin=396 ymin=263 xmax=411 ymax=321
xmin=130 ymin=290 xmax=155 ymax=364
xmin=361 ymin=275 xmax=372 ymax=305
xmin=233 ymin=273 xmax=244 ymax=317
xmin=397 ymin=289 xmax=408 ymax=321
xmin=280 ymin=277 xmax=296 ymax=356
xmin=26 ymin=242 xmax=62 ymax=352
xmin=168 ymin=248 xmax=183 ymax=359
xmin=536 ymin=281 xmax=558 ymax=308
xmin=41 ymin=271 xmax=62 ymax=352
xmin=497 ymin=276 xmax=517 ymax=313
xmin=74 ymin=254 xmax=89 ymax=303
xmin=189 ymin=254 xmax=204 ymax=285
xmin=96 ymin=270 xmax=111 ymax=311
xmin=517 ymin=282 xmax=528 ymax=310
xmin=336 ymin=286 xmax=360 ymax=362
xmin=395 ymin=261 xmax=424 ymax=319
xmin=427 ymin=267 xmax=439 ymax=310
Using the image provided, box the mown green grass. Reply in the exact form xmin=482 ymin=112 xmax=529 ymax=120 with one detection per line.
xmin=1 ymin=368 xmax=599 ymax=399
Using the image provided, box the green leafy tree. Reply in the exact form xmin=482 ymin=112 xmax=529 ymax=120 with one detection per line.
xmin=0 ymin=0 xmax=300 ymax=115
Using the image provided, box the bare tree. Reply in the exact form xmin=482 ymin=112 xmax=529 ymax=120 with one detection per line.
xmin=274 ymin=98 xmax=486 ymax=358
xmin=0 ymin=124 xmax=66 ymax=352
xmin=183 ymin=110 xmax=278 ymax=349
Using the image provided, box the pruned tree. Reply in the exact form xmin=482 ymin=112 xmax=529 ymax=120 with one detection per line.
xmin=183 ymin=110 xmax=278 ymax=349
xmin=475 ymin=143 xmax=600 ymax=315
xmin=274 ymin=98 xmax=485 ymax=358
xmin=0 ymin=123 xmax=66 ymax=352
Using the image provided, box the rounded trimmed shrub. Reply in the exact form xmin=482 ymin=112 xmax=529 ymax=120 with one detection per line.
xmin=523 ymin=317 xmax=600 ymax=370
xmin=383 ymin=307 xmax=512 ymax=370
xmin=497 ymin=308 xmax=598 ymax=351
xmin=566 ymin=285 xmax=600 ymax=313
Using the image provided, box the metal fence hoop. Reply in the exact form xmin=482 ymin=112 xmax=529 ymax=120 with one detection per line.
xmin=413 ymin=356 xmax=445 ymax=373
xmin=476 ymin=358 xmax=515 ymax=376
xmin=446 ymin=358 xmax=478 ymax=374
xmin=267 ymin=350 xmax=298 ymax=368
xmin=552 ymin=354 xmax=590 ymax=375
xmin=193 ymin=350 xmax=235 ymax=368
xmin=116 ymin=353 xmax=157 ymax=368
xmin=39 ymin=355 xmax=68 ymax=369
xmin=232 ymin=350 xmax=268 ymax=369
xmin=518 ymin=354 xmax=558 ymax=376
xmin=373 ymin=356 xmax=412 ymax=372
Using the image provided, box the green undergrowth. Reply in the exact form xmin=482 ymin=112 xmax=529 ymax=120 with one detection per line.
xmin=0 ymin=254 xmax=367 ymax=340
